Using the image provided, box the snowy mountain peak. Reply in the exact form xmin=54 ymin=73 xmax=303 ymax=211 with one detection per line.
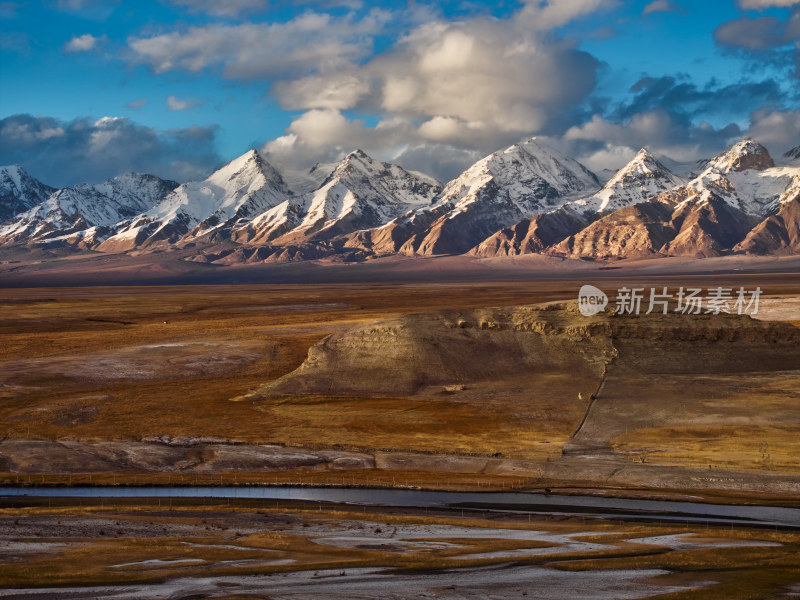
xmin=0 ymin=165 xmax=31 ymax=192
xmin=232 ymin=152 xmax=442 ymax=245
xmin=0 ymin=171 xmax=177 ymax=246
xmin=608 ymin=148 xmax=669 ymax=182
xmin=514 ymin=136 xmax=562 ymax=156
xmin=515 ymin=137 xmax=600 ymax=189
xmin=709 ymin=139 xmax=774 ymax=173
xmin=94 ymin=172 xmax=178 ymax=206
xmin=784 ymin=146 xmax=800 ymax=163
xmin=206 ymin=149 xmax=284 ymax=192
xmin=347 ymin=148 xmax=370 ymax=159
xmin=565 ymin=147 xmax=684 ymax=215
xmin=676 ymin=139 xmax=797 ymax=218
xmin=0 ymin=165 xmax=56 ymax=222
xmin=390 ymin=137 xmax=601 ymax=256
xmin=433 ymin=136 xmax=600 ymax=216
xmin=331 ymin=149 xmax=380 ymax=177
xmin=325 ymin=150 xmax=440 ymax=194
xmin=452 ymin=137 xmax=599 ymax=198
xmin=96 ymin=149 xmax=292 ymax=250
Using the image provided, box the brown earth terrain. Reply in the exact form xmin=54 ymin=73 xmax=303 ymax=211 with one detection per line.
xmin=0 ymin=272 xmax=799 ymax=500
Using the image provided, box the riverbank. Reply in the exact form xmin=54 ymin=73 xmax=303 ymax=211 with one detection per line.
xmin=1 ymin=495 xmax=798 ymax=599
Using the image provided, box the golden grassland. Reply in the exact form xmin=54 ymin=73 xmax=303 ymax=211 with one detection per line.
xmin=0 ymin=282 xmax=597 ymax=468
xmin=609 ymin=374 xmax=800 ymax=473
xmin=254 ymin=375 xmax=583 ymax=459
xmin=0 ymin=278 xmax=799 ymax=490
xmin=0 ymin=283 xmax=570 ymax=440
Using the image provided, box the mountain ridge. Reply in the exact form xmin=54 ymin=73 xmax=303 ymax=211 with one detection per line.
xmin=0 ymin=166 xmax=57 ymax=223
xmin=0 ymin=172 xmax=177 ymax=248
xmin=1 ymin=138 xmax=798 ymax=262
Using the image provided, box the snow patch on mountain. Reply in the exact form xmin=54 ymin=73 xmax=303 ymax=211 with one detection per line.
xmin=0 ymin=173 xmax=177 ymax=245
xmin=233 ymin=150 xmax=441 ymax=244
xmin=675 ymin=141 xmax=799 ymax=217
xmin=566 ymin=149 xmax=685 ymax=215
xmin=101 ymin=150 xmax=291 ymax=248
xmin=0 ymin=166 xmax=56 ymax=222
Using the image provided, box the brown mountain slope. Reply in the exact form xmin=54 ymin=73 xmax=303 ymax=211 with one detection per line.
xmin=736 ymin=196 xmax=800 ymax=255
xmin=342 ymin=205 xmax=449 ymax=257
xmin=549 ymin=201 xmax=676 ymax=259
xmin=469 ymin=208 xmax=588 ymax=258
xmin=663 ymin=193 xmax=754 ymax=258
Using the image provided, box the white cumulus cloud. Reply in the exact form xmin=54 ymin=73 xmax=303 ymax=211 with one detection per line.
xmin=265 ymin=9 xmax=601 ymax=178
xmin=128 ymin=9 xmax=391 ymax=79
xmin=63 ymin=33 xmax=106 ymax=53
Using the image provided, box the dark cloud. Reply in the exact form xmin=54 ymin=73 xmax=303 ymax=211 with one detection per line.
xmin=616 ymin=76 xmax=788 ymax=123
xmin=563 ymin=52 xmax=798 ymax=170
xmin=562 ymin=102 xmax=800 ymax=173
xmin=714 ymin=10 xmax=799 ymax=50
xmin=714 ymin=8 xmax=800 ymax=77
xmin=0 ymin=114 xmax=222 ymax=187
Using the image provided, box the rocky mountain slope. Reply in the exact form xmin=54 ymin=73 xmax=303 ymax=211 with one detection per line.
xmin=0 ymin=173 xmax=177 ymax=248
xmin=229 ymin=150 xmax=440 ymax=246
xmin=736 ymin=194 xmax=800 ymax=255
xmin=0 ymin=166 xmax=55 ymax=222
xmin=97 ymin=150 xmax=291 ymax=252
xmin=344 ymin=138 xmax=600 ymax=257
xmin=550 ymin=140 xmax=799 ymax=260
xmin=469 ymin=207 xmax=588 ymax=258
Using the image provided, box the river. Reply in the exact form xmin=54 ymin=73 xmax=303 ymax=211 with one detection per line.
xmin=2 ymin=486 xmax=798 ymax=528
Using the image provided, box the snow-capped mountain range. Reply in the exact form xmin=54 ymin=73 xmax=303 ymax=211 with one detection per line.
xmin=0 ymin=172 xmax=178 ymax=248
xmin=229 ymin=149 xmax=441 ymax=246
xmin=97 ymin=150 xmax=292 ymax=252
xmin=1 ymin=138 xmax=798 ymax=262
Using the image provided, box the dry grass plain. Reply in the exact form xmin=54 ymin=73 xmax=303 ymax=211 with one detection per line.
xmin=0 ymin=283 xmax=583 ymax=453
xmin=1 ymin=276 xmax=800 ymax=598
xmin=0 ymin=276 xmax=799 ymax=496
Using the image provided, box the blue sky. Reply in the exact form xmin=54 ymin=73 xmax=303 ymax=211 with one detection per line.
xmin=1 ymin=0 xmax=798 ymax=186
